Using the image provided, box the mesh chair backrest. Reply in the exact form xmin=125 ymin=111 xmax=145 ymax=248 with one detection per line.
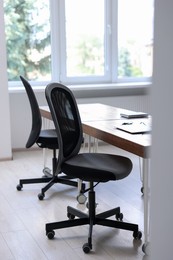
xmin=45 ymin=83 xmax=83 ymax=172
xmin=20 ymin=76 xmax=42 ymax=148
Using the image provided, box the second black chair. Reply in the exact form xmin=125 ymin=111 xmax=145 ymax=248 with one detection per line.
xmin=16 ymin=76 xmax=84 ymax=200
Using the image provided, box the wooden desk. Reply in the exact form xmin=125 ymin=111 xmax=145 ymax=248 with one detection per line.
xmin=40 ymin=103 xmax=151 ymax=250
xmin=82 ymin=120 xmax=150 ymax=158
xmin=40 ymin=103 xmax=150 ymax=158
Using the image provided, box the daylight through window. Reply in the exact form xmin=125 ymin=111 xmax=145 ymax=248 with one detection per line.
xmin=3 ymin=0 xmax=154 ymax=85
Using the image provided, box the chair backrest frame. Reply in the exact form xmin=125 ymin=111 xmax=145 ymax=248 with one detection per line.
xmin=20 ymin=75 xmax=42 ymax=148
xmin=45 ymin=82 xmax=83 ymax=173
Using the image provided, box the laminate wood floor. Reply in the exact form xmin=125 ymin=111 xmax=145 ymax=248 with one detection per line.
xmin=0 ymin=144 xmax=149 ymax=260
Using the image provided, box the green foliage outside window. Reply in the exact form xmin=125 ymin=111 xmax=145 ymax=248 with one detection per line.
xmin=76 ymin=36 xmax=104 ymax=76
xmin=4 ymin=0 xmax=51 ymax=81
xmin=118 ymin=47 xmax=142 ymax=77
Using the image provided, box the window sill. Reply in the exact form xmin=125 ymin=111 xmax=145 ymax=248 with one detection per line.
xmin=69 ymin=82 xmax=151 ymax=98
xmin=9 ymin=82 xmax=151 ymax=98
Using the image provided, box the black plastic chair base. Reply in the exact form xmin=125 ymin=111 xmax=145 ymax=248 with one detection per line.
xmin=45 ymin=188 xmax=142 ymax=253
xmin=16 ymin=174 xmax=85 ymax=200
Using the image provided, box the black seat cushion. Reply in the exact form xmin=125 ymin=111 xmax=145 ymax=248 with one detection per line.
xmin=37 ymin=129 xmax=59 ymax=149
xmin=61 ymin=153 xmax=132 ymax=182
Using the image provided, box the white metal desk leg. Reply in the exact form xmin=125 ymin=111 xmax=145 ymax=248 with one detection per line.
xmin=139 ymin=157 xmax=144 ymax=193
xmin=43 ymin=148 xmax=50 ymax=176
xmin=88 ymin=135 xmax=92 ymax=152
xmin=93 ymin=138 xmax=98 ymax=153
xmin=142 ymin=158 xmax=150 ymax=255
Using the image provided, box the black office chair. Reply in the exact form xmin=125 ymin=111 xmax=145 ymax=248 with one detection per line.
xmin=44 ymin=82 xmax=142 ymax=253
xmin=16 ymin=76 xmax=84 ymax=200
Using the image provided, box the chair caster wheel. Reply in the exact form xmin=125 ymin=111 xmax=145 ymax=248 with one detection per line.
xmin=43 ymin=167 xmax=52 ymax=177
xmin=38 ymin=193 xmax=44 ymax=200
xmin=67 ymin=212 xmax=75 ymax=220
xmin=16 ymin=184 xmax=22 ymax=191
xmin=82 ymin=243 xmax=91 ymax=254
xmin=133 ymin=230 xmax=142 ymax=240
xmin=47 ymin=230 xmax=55 ymax=239
xmin=77 ymin=193 xmax=87 ymax=204
xmin=116 ymin=212 xmax=123 ymax=221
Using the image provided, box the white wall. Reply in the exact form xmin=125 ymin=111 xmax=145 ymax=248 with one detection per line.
xmin=150 ymin=0 xmax=173 ymax=259
xmin=0 ymin=0 xmax=12 ymax=160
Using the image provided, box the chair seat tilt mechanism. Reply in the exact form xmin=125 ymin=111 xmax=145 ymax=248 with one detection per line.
xmin=16 ymin=76 xmax=85 ymax=200
xmin=44 ymin=82 xmax=142 ymax=254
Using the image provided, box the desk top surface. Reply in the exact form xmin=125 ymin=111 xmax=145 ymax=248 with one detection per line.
xmin=40 ymin=103 xmax=146 ymax=121
xmin=40 ymin=103 xmax=151 ymax=158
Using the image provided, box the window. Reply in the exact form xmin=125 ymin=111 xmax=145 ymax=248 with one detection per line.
xmin=4 ymin=0 xmax=154 ymax=85
xmin=117 ymin=0 xmax=154 ymax=81
xmin=64 ymin=0 xmax=105 ymax=78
